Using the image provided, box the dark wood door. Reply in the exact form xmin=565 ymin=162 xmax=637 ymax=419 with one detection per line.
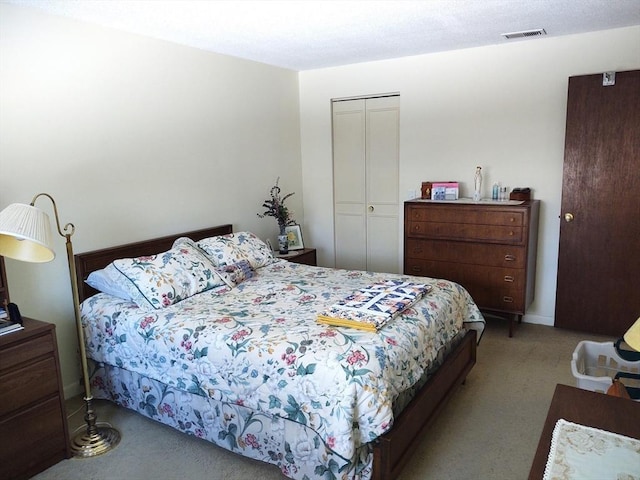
xmin=555 ymin=70 xmax=640 ymax=336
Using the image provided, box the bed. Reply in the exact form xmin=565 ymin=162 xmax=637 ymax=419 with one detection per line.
xmin=75 ymin=224 xmax=484 ymax=480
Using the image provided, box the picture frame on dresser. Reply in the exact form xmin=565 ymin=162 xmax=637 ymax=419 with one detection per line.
xmin=285 ymin=224 xmax=304 ymax=250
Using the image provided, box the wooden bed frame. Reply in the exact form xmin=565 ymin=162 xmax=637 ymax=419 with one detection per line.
xmin=75 ymin=224 xmax=477 ymax=480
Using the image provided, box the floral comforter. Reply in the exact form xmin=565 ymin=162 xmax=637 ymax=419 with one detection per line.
xmin=81 ymin=260 xmax=484 ymax=473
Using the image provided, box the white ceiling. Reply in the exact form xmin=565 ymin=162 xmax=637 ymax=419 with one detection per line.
xmin=5 ymin=0 xmax=640 ymax=71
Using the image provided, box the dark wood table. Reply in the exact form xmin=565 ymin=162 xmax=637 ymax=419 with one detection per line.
xmin=275 ymin=247 xmax=317 ymax=266
xmin=528 ymin=384 xmax=640 ymax=479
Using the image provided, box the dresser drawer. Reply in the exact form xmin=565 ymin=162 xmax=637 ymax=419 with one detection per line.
xmin=0 ymin=356 xmax=60 ymax=417
xmin=408 ymin=221 xmax=524 ymax=244
xmin=0 ymin=396 xmax=69 ymax=480
xmin=0 ymin=330 xmax=55 ymax=371
xmin=0 ymin=318 xmax=71 ymax=477
xmin=406 ymin=205 xmax=524 ymax=226
xmin=405 ymin=238 xmax=526 ymax=268
xmin=405 ymin=260 xmax=525 ymax=311
xmin=466 ymin=284 xmax=526 ymax=312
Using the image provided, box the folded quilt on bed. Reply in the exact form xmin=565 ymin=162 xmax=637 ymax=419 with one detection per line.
xmin=317 ymin=279 xmax=432 ymax=331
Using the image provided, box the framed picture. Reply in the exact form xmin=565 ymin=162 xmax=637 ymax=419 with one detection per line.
xmin=285 ymin=225 xmax=304 ymax=250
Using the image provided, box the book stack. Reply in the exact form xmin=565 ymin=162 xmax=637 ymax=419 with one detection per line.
xmin=0 ymin=308 xmax=23 ymax=336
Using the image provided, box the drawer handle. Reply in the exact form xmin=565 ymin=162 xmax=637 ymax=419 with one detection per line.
xmin=413 ymin=225 xmax=421 ymax=232
xmin=504 ymin=254 xmax=516 ymax=261
xmin=503 ymin=296 xmax=514 ymax=303
xmin=504 ymin=275 xmax=514 ymax=283
xmin=411 ymin=266 xmax=422 ymax=273
xmin=510 ymin=217 xmax=515 ymax=222
xmin=509 ymin=231 xmax=514 ymax=236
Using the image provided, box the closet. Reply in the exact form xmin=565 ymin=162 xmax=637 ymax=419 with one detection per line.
xmin=332 ymin=95 xmax=400 ymax=273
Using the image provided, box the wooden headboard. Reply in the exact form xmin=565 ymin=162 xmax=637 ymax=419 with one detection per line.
xmin=75 ymin=224 xmax=233 ymax=303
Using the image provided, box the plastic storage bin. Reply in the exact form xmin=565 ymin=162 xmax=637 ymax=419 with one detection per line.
xmin=571 ymin=340 xmax=640 ymax=397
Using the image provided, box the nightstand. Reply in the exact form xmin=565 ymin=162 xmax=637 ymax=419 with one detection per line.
xmin=276 ymin=248 xmax=317 ymax=266
xmin=0 ymin=317 xmax=70 ymax=480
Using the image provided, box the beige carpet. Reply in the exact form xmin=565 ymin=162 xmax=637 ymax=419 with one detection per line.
xmin=33 ymin=318 xmax=611 ymax=480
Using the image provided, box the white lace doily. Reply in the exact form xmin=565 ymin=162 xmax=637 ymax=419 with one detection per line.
xmin=543 ymin=419 xmax=640 ymax=480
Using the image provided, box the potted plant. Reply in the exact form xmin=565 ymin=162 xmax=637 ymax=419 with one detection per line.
xmin=257 ymin=178 xmax=295 ymax=254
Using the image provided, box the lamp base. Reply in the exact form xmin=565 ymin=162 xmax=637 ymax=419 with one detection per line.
xmin=71 ymin=424 xmax=121 ymax=458
xmin=70 ymin=395 xmax=121 ymax=457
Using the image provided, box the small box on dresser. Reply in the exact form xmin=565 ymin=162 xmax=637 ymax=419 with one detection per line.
xmin=0 ymin=318 xmax=70 ymax=480
xmin=404 ymin=200 xmax=540 ymax=336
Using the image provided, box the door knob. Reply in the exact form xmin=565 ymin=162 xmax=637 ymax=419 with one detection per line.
xmin=564 ymin=213 xmax=574 ymax=222
xmin=368 ymin=205 xmax=374 ymax=213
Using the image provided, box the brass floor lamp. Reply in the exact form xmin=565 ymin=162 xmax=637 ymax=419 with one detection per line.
xmin=0 ymin=193 xmax=120 ymax=457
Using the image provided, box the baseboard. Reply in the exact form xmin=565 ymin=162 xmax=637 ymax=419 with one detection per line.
xmin=522 ymin=314 xmax=553 ymax=326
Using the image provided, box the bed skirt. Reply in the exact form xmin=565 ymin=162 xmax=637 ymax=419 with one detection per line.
xmin=88 ymin=329 xmax=466 ymax=480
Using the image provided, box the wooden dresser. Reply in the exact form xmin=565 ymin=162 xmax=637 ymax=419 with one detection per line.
xmin=0 ymin=317 xmax=70 ymax=480
xmin=404 ymin=200 xmax=540 ymax=336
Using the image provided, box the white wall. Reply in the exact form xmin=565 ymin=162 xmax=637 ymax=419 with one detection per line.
xmin=0 ymin=4 xmax=303 ymax=396
xmin=299 ymin=26 xmax=640 ymax=327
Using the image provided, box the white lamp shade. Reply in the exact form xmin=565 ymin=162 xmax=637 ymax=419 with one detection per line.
xmin=0 ymin=203 xmax=55 ymax=263
xmin=624 ymin=317 xmax=640 ymax=352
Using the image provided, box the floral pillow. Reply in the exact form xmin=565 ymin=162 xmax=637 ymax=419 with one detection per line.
xmin=112 ymin=243 xmax=225 ymax=310
xmin=215 ymin=260 xmax=255 ymax=288
xmin=196 ymin=231 xmax=275 ymax=269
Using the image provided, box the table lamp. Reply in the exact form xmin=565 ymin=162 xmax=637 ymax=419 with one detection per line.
xmin=608 ymin=317 xmax=640 ymax=399
xmin=615 ymin=316 xmax=640 ymax=362
xmin=0 ymin=193 xmax=120 ymax=457
xmin=624 ymin=317 xmax=640 ymax=352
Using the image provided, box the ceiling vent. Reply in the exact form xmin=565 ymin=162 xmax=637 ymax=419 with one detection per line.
xmin=501 ymin=29 xmax=547 ymax=40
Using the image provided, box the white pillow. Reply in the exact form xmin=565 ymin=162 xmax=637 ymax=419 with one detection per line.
xmin=85 ymin=264 xmax=134 ymax=301
xmin=172 ymin=236 xmax=196 ymax=248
